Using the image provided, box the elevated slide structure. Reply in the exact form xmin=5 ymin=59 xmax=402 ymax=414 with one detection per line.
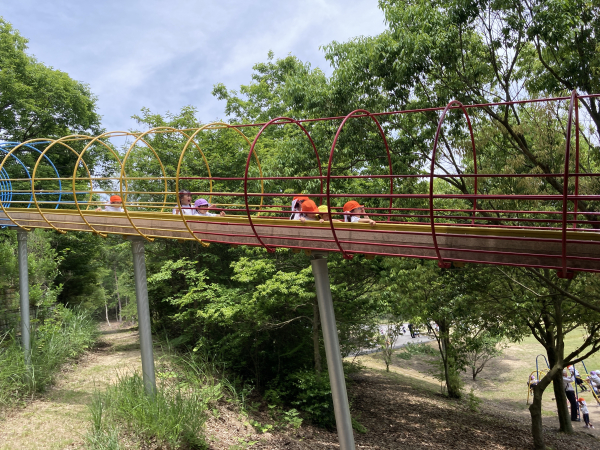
xmin=4 ymin=92 xmax=599 ymax=450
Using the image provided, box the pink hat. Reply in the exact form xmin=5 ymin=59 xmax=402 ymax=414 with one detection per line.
xmin=194 ymin=198 xmax=209 ymax=207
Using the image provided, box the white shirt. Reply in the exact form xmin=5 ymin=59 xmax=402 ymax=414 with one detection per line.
xmin=173 ymin=206 xmax=196 ymax=215
xmin=196 ymin=211 xmax=219 ymax=217
xmin=104 ymin=204 xmax=124 ymax=212
xmin=563 ymin=374 xmax=574 ymax=391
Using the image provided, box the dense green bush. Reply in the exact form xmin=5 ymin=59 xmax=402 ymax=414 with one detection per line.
xmin=0 ymin=305 xmax=97 ymax=409
xmin=264 ymin=370 xmax=335 ymax=429
xmin=287 ymin=370 xmax=336 ymax=429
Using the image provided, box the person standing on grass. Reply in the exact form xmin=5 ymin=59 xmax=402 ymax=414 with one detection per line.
xmin=564 ymin=369 xmax=580 ymax=421
xmin=578 ymin=398 xmax=594 ymax=428
xmin=173 ymin=190 xmax=194 ymax=215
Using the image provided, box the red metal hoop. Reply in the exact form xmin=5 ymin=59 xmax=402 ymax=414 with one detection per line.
xmin=326 ymin=109 xmax=394 ymax=259
xmin=558 ymin=90 xmax=578 ymax=279
xmin=429 ymin=100 xmax=479 ymax=268
xmin=244 ymin=116 xmax=323 ymax=252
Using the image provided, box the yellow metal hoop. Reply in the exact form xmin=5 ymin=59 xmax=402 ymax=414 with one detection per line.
xmin=72 ymin=131 xmax=128 ymax=236
xmin=119 ymin=127 xmax=172 ymax=241
xmin=175 ymin=122 xmax=263 ymax=246
xmin=31 ymin=136 xmax=94 ymax=234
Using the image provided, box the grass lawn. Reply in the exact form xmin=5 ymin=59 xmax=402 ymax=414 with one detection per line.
xmin=357 ymin=329 xmax=600 ymax=429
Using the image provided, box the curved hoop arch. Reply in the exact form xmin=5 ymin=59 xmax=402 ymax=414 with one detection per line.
xmin=30 ymin=136 xmax=94 ymax=234
xmin=175 ymin=122 xmax=250 ymax=247
xmin=429 ymin=100 xmax=479 ymax=268
xmin=0 ymin=143 xmax=41 ymax=228
xmin=558 ymin=90 xmax=579 ymax=278
xmin=0 ymin=142 xmax=61 ymax=209
xmin=0 ymin=139 xmax=91 ymax=231
xmin=119 ymin=127 xmax=172 ymax=241
xmin=73 ymin=132 xmax=128 ymax=236
xmin=244 ymin=117 xmax=323 ymax=252
xmin=326 ymin=109 xmax=394 ymax=260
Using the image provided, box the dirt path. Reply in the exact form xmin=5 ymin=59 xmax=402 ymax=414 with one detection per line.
xmin=0 ymin=324 xmax=142 ymax=450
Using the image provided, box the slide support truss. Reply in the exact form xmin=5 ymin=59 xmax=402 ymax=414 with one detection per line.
xmin=130 ymin=237 xmax=157 ymax=395
xmin=310 ymin=253 xmax=355 ymax=450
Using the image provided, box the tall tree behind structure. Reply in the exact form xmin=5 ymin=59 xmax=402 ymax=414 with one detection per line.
xmin=0 ymin=18 xmax=101 ymax=141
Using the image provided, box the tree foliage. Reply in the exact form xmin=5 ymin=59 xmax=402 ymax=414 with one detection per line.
xmin=0 ymin=18 xmax=101 ymax=141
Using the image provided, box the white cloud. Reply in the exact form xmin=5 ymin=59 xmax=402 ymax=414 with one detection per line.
xmin=2 ymin=0 xmax=386 ymax=132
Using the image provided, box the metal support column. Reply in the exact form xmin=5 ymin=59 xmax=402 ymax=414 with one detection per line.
xmin=17 ymin=229 xmax=31 ymax=368
xmin=310 ymin=253 xmax=355 ymax=450
xmin=130 ymin=237 xmax=157 ymax=395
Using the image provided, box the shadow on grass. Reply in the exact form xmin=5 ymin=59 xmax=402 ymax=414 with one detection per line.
xmin=48 ymin=389 xmax=92 ymax=406
xmin=112 ymin=343 xmax=141 ymax=352
xmin=348 ymin=369 xmax=600 ymax=450
xmin=100 ymin=326 xmax=137 ymax=336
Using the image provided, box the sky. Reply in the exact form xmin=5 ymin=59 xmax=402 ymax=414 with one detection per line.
xmin=3 ymin=0 xmax=387 ymax=132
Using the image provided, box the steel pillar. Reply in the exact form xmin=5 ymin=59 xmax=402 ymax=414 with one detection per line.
xmin=17 ymin=229 xmax=31 ymax=368
xmin=130 ymin=237 xmax=157 ymax=395
xmin=310 ymin=253 xmax=355 ymax=450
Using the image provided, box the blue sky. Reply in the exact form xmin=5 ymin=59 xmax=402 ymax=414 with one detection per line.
xmin=3 ymin=0 xmax=386 ymax=132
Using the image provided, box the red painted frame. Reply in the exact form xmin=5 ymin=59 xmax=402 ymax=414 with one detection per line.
xmin=183 ymin=93 xmax=600 ymax=274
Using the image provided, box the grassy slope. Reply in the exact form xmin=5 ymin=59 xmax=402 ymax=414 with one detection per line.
xmin=358 ymin=329 xmax=600 ymax=428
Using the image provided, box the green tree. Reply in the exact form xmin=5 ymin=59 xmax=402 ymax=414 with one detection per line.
xmin=464 ymin=332 xmax=506 ymax=381
xmin=51 ymin=231 xmax=106 ymax=309
xmin=486 ymin=267 xmax=600 ymax=447
xmin=386 ymin=259 xmax=524 ymax=398
xmin=0 ymin=229 xmax=62 ymax=325
xmin=0 ymin=18 xmax=101 ymax=141
xmin=377 ymin=322 xmax=404 ymax=372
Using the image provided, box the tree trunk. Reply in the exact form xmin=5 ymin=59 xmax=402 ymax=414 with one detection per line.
xmin=529 ymin=370 xmax=555 ymax=450
xmin=549 ymin=293 xmax=572 ymax=433
xmin=529 ymin=386 xmax=546 ymax=450
xmin=105 ymin=300 xmax=111 ymax=326
xmin=114 ymin=265 xmax=122 ymax=322
xmin=445 ymin=356 xmax=462 ymax=399
xmin=551 ymin=366 xmax=572 ymax=432
xmin=312 ymin=296 xmax=321 ymax=376
xmin=438 ymin=320 xmax=461 ymax=398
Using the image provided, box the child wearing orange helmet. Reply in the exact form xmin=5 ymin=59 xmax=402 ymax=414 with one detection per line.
xmin=290 ymin=196 xmax=309 ymax=220
xmin=96 ymin=195 xmax=124 ymax=212
xmin=300 ymin=199 xmax=320 ymax=223
xmin=343 ymin=200 xmax=375 ymax=225
xmin=578 ymin=398 xmax=593 ymax=428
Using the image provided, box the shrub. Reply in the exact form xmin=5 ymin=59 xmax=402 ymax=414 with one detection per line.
xmin=283 ymin=370 xmax=336 ymax=429
xmin=86 ymin=354 xmax=223 ymax=449
xmin=0 ymin=305 xmax=97 ymax=410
